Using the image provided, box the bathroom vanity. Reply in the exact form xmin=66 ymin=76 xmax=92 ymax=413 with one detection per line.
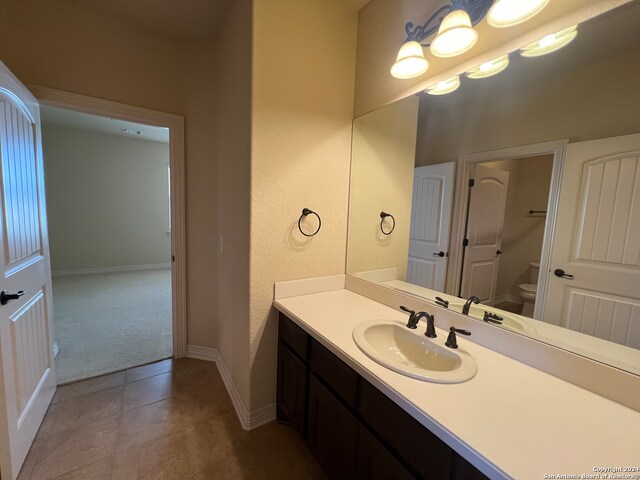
xmin=273 ymin=278 xmax=640 ymax=480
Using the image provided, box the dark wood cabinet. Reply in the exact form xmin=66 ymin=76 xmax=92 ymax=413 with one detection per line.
xmin=277 ymin=313 xmax=489 ymax=480
xmin=307 ymin=375 xmax=359 ymax=480
xmin=276 ymin=340 xmax=307 ymax=437
xmin=356 ymin=425 xmax=415 ymax=480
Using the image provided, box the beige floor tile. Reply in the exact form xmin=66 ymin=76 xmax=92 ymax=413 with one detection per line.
xmin=125 ymin=358 xmax=173 ymax=384
xmin=111 ymin=430 xmax=196 ymax=480
xmin=53 ymin=371 xmax=125 ymax=404
xmin=52 ymin=458 xmax=112 ymax=480
xmin=117 ymin=398 xmax=183 ymax=451
xmin=122 ymin=372 xmax=173 ymax=410
xmin=30 ymin=416 xmax=119 ymax=480
xmin=48 ymin=386 xmax=123 ymax=436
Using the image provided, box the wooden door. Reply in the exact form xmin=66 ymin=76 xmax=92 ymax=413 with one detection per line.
xmin=543 ymin=134 xmax=640 ymax=349
xmin=0 ymin=62 xmax=56 ymax=480
xmin=460 ymin=164 xmax=509 ymax=303
xmin=407 ymin=162 xmax=455 ymax=291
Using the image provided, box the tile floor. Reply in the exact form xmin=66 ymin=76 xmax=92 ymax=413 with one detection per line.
xmin=19 ymin=359 xmax=325 ymax=479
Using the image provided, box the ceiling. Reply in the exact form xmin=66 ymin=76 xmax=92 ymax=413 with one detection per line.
xmin=41 ymin=106 xmax=170 ymax=144
xmin=78 ymin=0 xmax=371 ymax=41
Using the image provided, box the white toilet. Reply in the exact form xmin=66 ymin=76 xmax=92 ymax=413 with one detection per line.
xmin=518 ymin=263 xmax=540 ymax=317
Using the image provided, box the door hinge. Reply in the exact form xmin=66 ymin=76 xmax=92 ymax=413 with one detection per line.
xmin=468 ymin=179 xmax=475 ymax=187
xmin=172 ymin=255 xmax=175 ymax=262
xmin=463 ymin=238 xmax=469 ymax=247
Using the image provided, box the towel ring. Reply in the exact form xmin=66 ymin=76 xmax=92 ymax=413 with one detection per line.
xmin=298 ymin=208 xmax=321 ymax=237
xmin=380 ymin=211 xmax=395 ymax=235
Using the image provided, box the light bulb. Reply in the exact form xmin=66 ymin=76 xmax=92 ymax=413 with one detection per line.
xmin=430 ymin=9 xmax=478 ymax=58
xmin=520 ymin=25 xmax=578 ymax=57
xmin=426 ymin=75 xmax=461 ymax=95
xmin=466 ymin=55 xmax=510 ymax=79
xmin=487 ymin=0 xmax=550 ymax=28
xmin=391 ymin=41 xmax=429 ymax=79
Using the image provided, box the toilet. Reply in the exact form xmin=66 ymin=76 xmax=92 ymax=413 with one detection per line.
xmin=518 ymin=263 xmax=540 ymax=317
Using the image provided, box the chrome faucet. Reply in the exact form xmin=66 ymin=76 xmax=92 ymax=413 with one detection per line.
xmin=399 ymin=306 xmax=436 ymax=337
xmin=462 ymin=296 xmax=480 ymax=315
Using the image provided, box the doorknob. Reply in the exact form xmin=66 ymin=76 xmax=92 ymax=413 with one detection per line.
xmin=1 ymin=290 xmax=25 ymax=305
xmin=433 ymin=251 xmax=445 ymax=257
xmin=496 ymin=249 xmax=503 ymax=256
xmin=554 ymin=269 xmax=574 ymax=279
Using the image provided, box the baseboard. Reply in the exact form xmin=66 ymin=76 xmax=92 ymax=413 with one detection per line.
xmin=52 ymin=263 xmax=171 ymax=277
xmin=186 ymin=345 xmax=217 ymax=362
xmin=212 ymin=349 xmax=276 ymax=431
xmin=52 ymin=342 xmax=60 ymax=359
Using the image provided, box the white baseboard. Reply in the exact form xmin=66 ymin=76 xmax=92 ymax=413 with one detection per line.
xmin=194 ymin=348 xmax=276 ymax=431
xmin=186 ymin=345 xmax=217 ymax=362
xmin=52 ymin=342 xmax=60 ymax=359
xmin=52 ymin=263 xmax=171 ymax=277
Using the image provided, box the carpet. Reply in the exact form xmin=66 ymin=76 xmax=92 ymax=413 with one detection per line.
xmin=52 ymin=269 xmax=173 ymax=384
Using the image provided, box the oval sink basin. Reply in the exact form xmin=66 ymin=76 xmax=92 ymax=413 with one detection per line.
xmin=353 ymin=320 xmax=477 ymax=384
xmin=447 ymin=301 xmax=537 ymax=335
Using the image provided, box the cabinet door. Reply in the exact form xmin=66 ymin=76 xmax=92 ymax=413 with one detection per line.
xmin=307 ymin=375 xmax=358 ymax=480
xmin=356 ymin=425 xmax=416 ymax=480
xmin=277 ymin=341 xmax=307 ymax=437
xmin=452 ymin=454 xmax=490 ymax=480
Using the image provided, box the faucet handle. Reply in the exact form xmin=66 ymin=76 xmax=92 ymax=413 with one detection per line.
xmin=445 ymin=327 xmax=471 ymax=349
xmin=435 ymin=296 xmax=449 ymax=308
xmin=399 ymin=305 xmax=415 ymax=316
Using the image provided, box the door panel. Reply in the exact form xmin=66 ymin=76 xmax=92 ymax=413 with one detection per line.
xmin=407 ymin=162 xmax=455 ymax=291
xmin=460 ymin=165 xmax=509 ymax=303
xmin=544 ymin=133 xmax=640 ymax=346
xmin=0 ymin=63 xmax=56 ymax=480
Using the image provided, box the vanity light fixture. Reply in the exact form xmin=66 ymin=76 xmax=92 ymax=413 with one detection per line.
xmin=390 ymin=41 xmax=430 ymax=79
xmin=391 ymin=0 xmax=549 ymax=79
xmin=487 ymin=0 xmax=550 ymax=28
xmin=520 ymin=25 xmax=578 ymax=57
xmin=425 ymin=75 xmax=461 ymax=95
xmin=465 ymin=54 xmax=510 ymax=79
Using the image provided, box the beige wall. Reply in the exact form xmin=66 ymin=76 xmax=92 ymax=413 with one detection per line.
xmin=42 ymin=124 xmax=170 ymax=271
xmin=249 ymin=0 xmax=358 ymax=409
xmin=482 ymin=156 xmax=553 ymax=300
xmin=354 ymin=0 xmax=631 ymax=117
xmin=347 ymin=96 xmax=419 ymax=279
xmin=215 ymin=0 xmax=252 ymax=407
xmin=0 ymin=0 xmax=217 ymax=347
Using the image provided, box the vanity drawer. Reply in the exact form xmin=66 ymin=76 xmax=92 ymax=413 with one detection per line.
xmin=358 ymin=379 xmax=454 ymax=480
xmin=278 ymin=313 xmax=309 ymax=361
xmin=310 ymin=338 xmax=358 ymax=408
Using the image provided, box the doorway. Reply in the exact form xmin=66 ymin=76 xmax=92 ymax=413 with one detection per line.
xmin=32 ymin=86 xmax=187 ymax=386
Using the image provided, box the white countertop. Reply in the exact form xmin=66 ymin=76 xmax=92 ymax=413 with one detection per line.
xmin=274 ymin=288 xmax=640 ymax=480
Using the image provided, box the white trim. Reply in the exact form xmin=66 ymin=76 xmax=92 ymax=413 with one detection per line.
xmin=52 ymin=263 xmax=171 ymax=277
xmin=186 ymin=345 xmax=217 ymax=362
xmin=30 ymin=86 xmax=187 ymax=359
xmin=446 ymin=139 xmax=567 ymax=323
xmin=213 ymin=349 xmax=277 ymax=431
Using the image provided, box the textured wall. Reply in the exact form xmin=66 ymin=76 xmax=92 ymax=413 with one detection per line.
xmin=249 ymin=0 xmax=358 ymax=410
xmin=0 ymin=0 xmax=217 ymax=348
xmin=354 ymin=0 xmax=631 ymax=117
xmin=42 ymin=124 xmax=170 ymax=271
xmin=347 ymin=96 xmax=419 ymax=279
xmin=216 ymin=0 xmax=252 ymax=407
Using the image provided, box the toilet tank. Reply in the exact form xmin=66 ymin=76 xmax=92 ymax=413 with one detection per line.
xmin=530 ymin=262 xmax=540 ymax=284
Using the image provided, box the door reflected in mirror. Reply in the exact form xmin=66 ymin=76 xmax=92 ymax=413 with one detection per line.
xmin=346 ymin=3 xmax=640 ymax=376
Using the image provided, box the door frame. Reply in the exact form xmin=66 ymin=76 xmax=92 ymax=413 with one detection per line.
xmin=446 ymin=139 xmax=567 ymax=319
xmin=29 ymin=86 xmax=187 ymax=358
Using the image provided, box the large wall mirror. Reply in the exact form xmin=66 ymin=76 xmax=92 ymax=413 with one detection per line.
xmin=347 ymin=3 xmax=640 ymax=376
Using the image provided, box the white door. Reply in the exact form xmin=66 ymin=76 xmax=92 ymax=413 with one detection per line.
xmin=407 ymin=162 xmax=455 ymax=291
xmin=460 ymin=164 xmax=509 ymax=304
xmin=543 ymin=134 xmax=640 ymax=349
xmin=0 ymin=62 xmax=56 ymax=480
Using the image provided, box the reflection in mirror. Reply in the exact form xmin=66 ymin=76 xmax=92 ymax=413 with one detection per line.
xmin=346 ymin=3 xmax=640 ymax=376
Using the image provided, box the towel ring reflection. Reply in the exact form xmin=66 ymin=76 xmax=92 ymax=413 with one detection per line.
xmin=380 ymin=211 xmax=395 ymax=235
xmin=298 ymin=208 xmax=321 ymax=237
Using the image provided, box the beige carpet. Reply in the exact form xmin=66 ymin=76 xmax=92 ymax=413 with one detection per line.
xmin=52 ymin=269 xmax=173 ymax=384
